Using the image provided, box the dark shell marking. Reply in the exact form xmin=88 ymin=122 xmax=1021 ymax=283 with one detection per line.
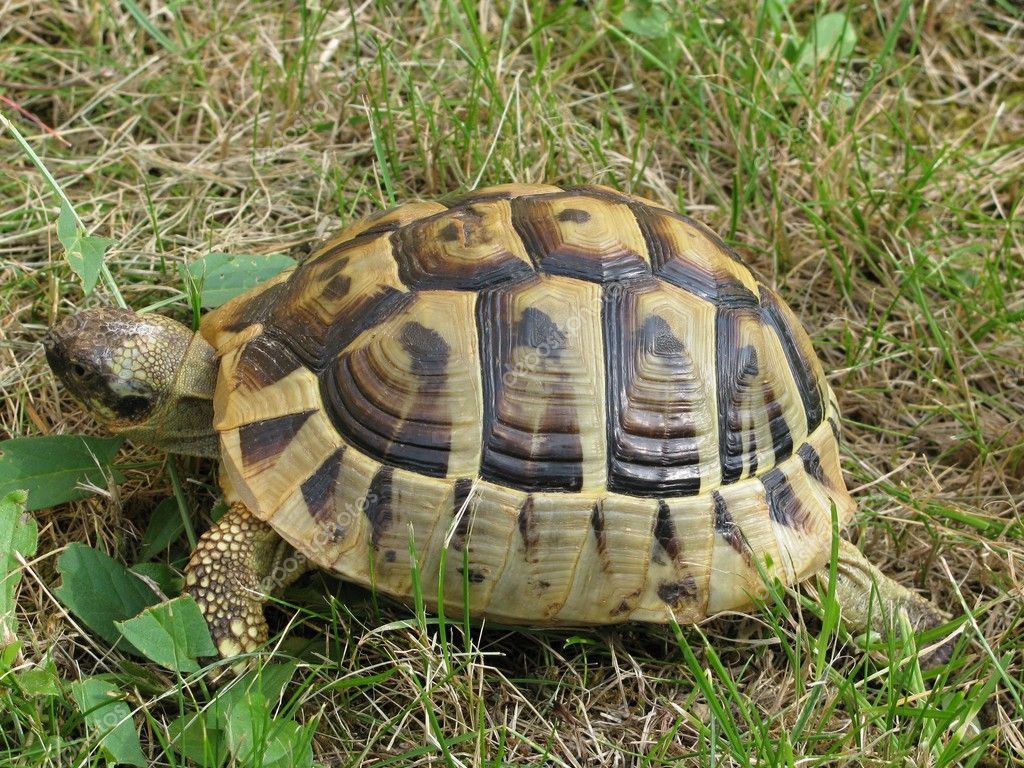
xmin=761 ymin=468 xmax=810 ymax=531
xmin=657 ymin=576 xmax=699 ymax=608
xmin=797 ymin=443 xmax=830 ymax=489
xmin=764 ymin=382 xmax=794 ymax=465
xmin=228 ymin=185 xmax=834 ymax=505
xmin=391 ymin=322 xmax=453 ymax=471
xmin=364 ymin=466 xmax=395 ymax=549
xmin=476 ymin=285 xmax=586 ymax=492
xmin=518 ymin=495 xmax=539 ymax=557
xmin=652 ymin=499 xmax=685 ymax=569
xmin=713 ymin=491 xmax=748 ymax=559
xmin=590 ymin=501 xmax=607 ymax=556
xmin=450 ymin=478 xmax=475 ymax=552
xmin=300 ymin=447 xmax=346 ymax=521
xmin=759 ymin=288 xmax=824 ymax=433
xmin=239 ymin=410 xmax=315 ymax=468
xmin=459 ymin=567 xmax=487 ymax=584
xmin=604 ymin=287 xmax=705 ymax=496
xmin=557 ymin=208 xmax=591 ymax=223
xmin=221 ymin=282 xmax=288 ymax=333
xmin=235 ymin=332 xmax=302 ymax=390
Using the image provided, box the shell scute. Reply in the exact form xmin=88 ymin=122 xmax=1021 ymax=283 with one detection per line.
xmin=603 ymin=277 xmax=720 ymax=496
xmin=200 ymin=269 xmax=294 ymax=352
xmin=392 ymin=200 xmax=535 ymax=289
xmin=319 ymin=289 xmax=483 ymax=479
xmin=318 ymin=200 xmax=449 ymax=248
xmin=632 ymin=205 xmax=759 ymax=306
xmin=269 ymin=233 xmax=408 ymax=368
xmin=444 ymin=182 xmax=565 ymax=206
xmin=476 ymin=275 xmax=606 ymax=493
xmin=510 ymin=192 xmax=651 ymax=282
xmin=715 ymin=305 xmax=808 ymax=487
xmin=486 ymin=492 xmax=594 ymax=621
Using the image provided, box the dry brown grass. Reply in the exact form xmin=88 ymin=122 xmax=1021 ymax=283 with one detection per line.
xmin=1 ymin=1 xmax=1022 ymax=765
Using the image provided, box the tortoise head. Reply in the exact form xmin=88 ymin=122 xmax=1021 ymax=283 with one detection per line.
xmin=45 ymin=308 xmax=220 ymax=457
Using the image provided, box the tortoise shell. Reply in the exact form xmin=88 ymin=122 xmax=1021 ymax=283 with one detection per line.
xmin=200 ymin=183 xmax=856 ymax=624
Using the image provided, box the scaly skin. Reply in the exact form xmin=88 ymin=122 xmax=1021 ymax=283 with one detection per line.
xmin=826 ymin=539 xmax=953 ymax=667
xmin=45 ymin=308 xmax=220 ymax=458
xmin=183 ymin=503 xmax=308 ymax=657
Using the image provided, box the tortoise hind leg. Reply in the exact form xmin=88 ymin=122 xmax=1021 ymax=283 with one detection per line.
xmin=825 ymin=539 xmax=955 ymax=667
xmin=184 ymin=503 xmax=309 ymax=658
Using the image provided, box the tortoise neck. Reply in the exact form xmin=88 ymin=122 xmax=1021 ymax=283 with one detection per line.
xmin=128 ymin=332 xmax=219 ymax=458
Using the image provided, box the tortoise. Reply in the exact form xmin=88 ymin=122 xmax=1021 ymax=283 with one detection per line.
xmin=45 ymin=183 xmax=951 ymax=662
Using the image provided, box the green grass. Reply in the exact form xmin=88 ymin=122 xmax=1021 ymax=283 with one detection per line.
xmin=1 ymin=1 xmax=1022 ymax=765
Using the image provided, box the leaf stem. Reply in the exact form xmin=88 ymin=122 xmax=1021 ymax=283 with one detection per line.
xmin=165 ymin=459 xmax=197 ymax=551
xmin=0 ymin=110 xmax=127 ymax=309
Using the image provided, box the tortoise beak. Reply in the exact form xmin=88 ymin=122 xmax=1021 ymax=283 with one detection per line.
xmin=43 ymin=311 xmax=115 ymax=409
xmin=44 ymin=321 xmax=73 ymax=382
xmin=44 ymin=313 xmax=90 ymax=386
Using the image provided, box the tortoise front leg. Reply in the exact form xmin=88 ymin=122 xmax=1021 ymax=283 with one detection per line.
xmin=825 ymin=538 xmax=954 ymax=667
xmin=184 ymin=503 xmax=309 ymax=658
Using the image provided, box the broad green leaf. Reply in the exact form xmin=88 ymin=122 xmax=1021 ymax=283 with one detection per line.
xmin=0 ymin=435 xmax=124 ymax=511
xmin=224 ymin=692 xmax=272 ymax=765
xmin=0 ymin=489 xmax=37 ymax=651
xmin=54 ymin=543 xmax=161 ymax=650
xmin=139 ymin=496 xmax=186 ymax=560
xmin=0 ymin=640 xmax=19 ymax=670
xmin=168 ymin=662 xmax=298 ymax=765
xmin=271 ymin=719 xmax=314 ymax=768
xmin=620 ymin=7 xmax=669 ymax=39
xmin=202 ymin=661 xmax=298 ymax=735
xmin=56 ymin=201 xmax=114 ymax=294
xmin=167 ymin=713 xmax=228 ymax=767
xmin=71 ymin=676 xmax=147 ymax=767
xmin=794 ymin=12 xmax=857 ymax=71
xmin=114 ymin=595 xmax=216 ymax=672
xmin=130 ymin=561 xmax=181 ymax=597
xmin=74 ymin=235 xmax=115 ymax=294
xmin=57 ymin=200 xmax=77 ymax=245
xmin=618 ymin=4 xmax=681 ymax=68
xmin=16 ymin=659 xmax=61 ymax=698
xmin=183 ymin=252 xmax=296 ymax=308
xmin=225 ymin=693 xmax=314 ymax=768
